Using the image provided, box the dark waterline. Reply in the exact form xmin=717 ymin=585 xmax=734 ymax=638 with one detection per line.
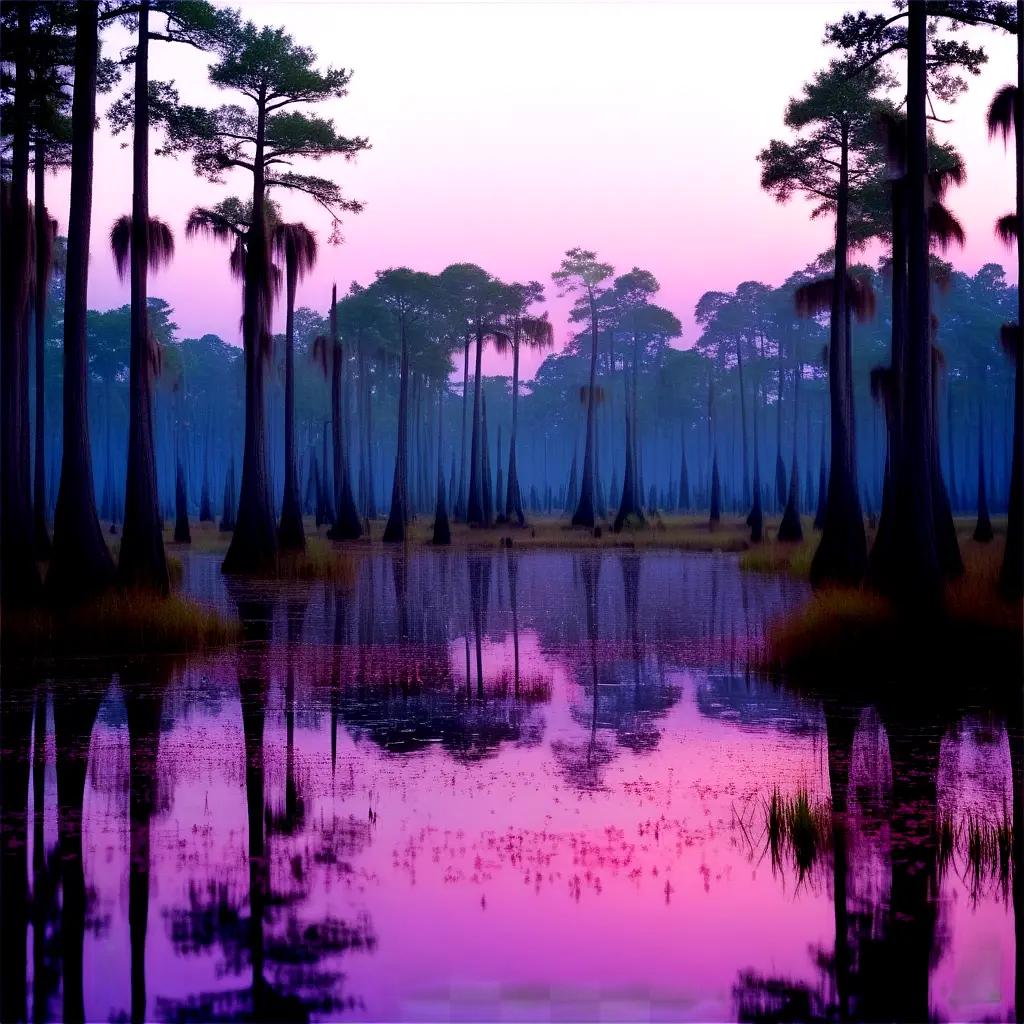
xmin=1 ymin=550 xmax=1018 ymax=1022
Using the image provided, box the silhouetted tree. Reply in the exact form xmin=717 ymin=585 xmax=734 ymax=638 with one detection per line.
xmin=761 ymin=61 xmax=890 ymax=585
xmin=273 ymin=221 xmax=317 ymax=550
xmin=189 ymin=19 xmax=367 ymax=573
xmin=552 ymin=248 xmax=614 ymax=528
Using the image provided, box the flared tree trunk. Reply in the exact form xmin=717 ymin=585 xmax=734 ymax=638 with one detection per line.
xmin=504 ymin=338 xmax=525 ymax=526
xmin=223 ymin=95 xmax=276 ymax=574
xmin=174 ymin=458 xmax=191 ymax=543
xmin=118 ymin=0 xmax=169 ymax=593
xmin=709 ymin=452 xmax=721 ymax=527
xmin=466 ymin=327 xmax=485 ymax=525
xmin=456 ymin=337 xmax=471 ymax=520
xmin=778 ymin=352 xmax=803 ymax=541
xmin=872 ymin=1 xmax=945 ymax=601
xmin=219 ymin=455 xmax=236 ymax=531
xmin=48 ymin=0 xmax=115 ymax=600
xmin=974 ymin=409 xmax=994 ymax=541
xmin=614 ymin=330 xmax=643 ymax=530
xmin=481 ymin=392 xmax=494 ymax=527
xmin=749 ymin=376 xmax=764 ymax=542
xmin=327 ymin=289 xmax=361 ymax=541
xmin=678 ymin=423 xmax=689 ymax=510
xmin=432 ymin=389 xmax=451 ymax=545
xmin=572 ymin=293 xmax=600 ymax=528
xmin=358 ymin=345 xmax=375 ymax=520
xmin=382 ymin=319 xmax=410 ymax=542
xmin=736 ymin=337 xmax=751 ymax=509
xmin=810 ymin=124 xmax=867 ymax=586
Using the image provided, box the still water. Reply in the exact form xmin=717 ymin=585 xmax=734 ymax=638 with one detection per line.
xmin=2 ymin=550 xmax=1019 ymax=1022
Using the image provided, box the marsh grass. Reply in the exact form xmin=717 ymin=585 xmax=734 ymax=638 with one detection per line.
xmin=273 ymin=538 xmax=358 ymax=585
xmin=3 ymin=588 xmax=239 ymax=655
xmin=739 ymin=521 xmax=818 ymax=576
xmin=404 ymin=514 xmax=753 ymax=552
xmin=763 ymin=786 xmax=832 ymax=883
xmin=765 ymin=539 xmax=1022 ymax=688
xmin=936 ymin=802 xmax=1014 ymax=903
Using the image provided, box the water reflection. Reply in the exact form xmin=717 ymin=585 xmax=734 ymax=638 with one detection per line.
xmin=0 ymin=550 xmax=1018 ymax=1022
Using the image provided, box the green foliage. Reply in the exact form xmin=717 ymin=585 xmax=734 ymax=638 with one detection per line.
xmin=758 ymin=61 xmax=892 ymax=225
xmin=194 ymin=18 xmax=369 ymax=233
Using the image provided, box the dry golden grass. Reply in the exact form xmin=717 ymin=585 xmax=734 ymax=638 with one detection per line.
xmin=765 ymin=538 xmax=1022 ymax=689
xmin=739 ymin=520 xmax=818 ymax=576
xmin=390 ymin=513 xmax=754 ymax=552
xmin=2 ymin=588 xmax=239 ymax=656
xmin=164 ymin=518 xmax=230 ymax=553
xmin=273 ymin=537 xmax=358 ymax=585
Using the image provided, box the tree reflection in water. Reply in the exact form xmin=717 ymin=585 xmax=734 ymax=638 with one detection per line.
xmin=0 ymin=550 xmax=1017 ymax=1022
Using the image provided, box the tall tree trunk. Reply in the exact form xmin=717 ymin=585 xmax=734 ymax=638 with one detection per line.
xmin=174 ymin=457 xmax=191 ymax=543
xmin=775 ymin=344 xmax=787 ymax=512
xmin=505 ymin=337 xmax=525 ymax=526
xmin=778 ymin=352 xmax=803 ymax=542
xmin=874 ymin=0 xmax=942 ymax=600
xmin=455 ymin=336 xmax=469 ymax=520
xmin=481 ymin=393 xmax=494 ymax=527
xmin=278 ymin=260 xmax=305 ymax=550
xmin=736 ymin=336 xmax=751 ymax=509
xmin=119 ymin=0 xmax=169 ymax=592
xmin=199 ymin=421 xmax=212 ymax=521
xmin=224 ymin=91 xmax=276 ymax=573
xmin=810 ymin=123 xmax=867 ymax=586
xmin=749 ymin=372 xmax=764 ymax=542
xmin=361 ymin=344 xmax=376 ymax=520
xmin=974 ymin=404 xmax=994 ymax=541
xmin=1001 ymin=0 xmax=1024 ymax=598
xmin=2 ymin=3 xmax=41 ymax=601
xmin=614 ymin=327 xmax=643 ymax=529
xmin=33 ymin=142 xmax=52 ymax=559
xmin=678 ymin=422 xmax=689 ymax=510
xmin=572 ymin=292 xmax=599 ymax=528
xmin=327 ymin=287 xmax=361 ymax=541
xmin=49 ymin=1 xmax=115 ymax=600
xmin=383 ymin=318 xmax=409 ymax=542
xmin=432 ymin=388 xmax=451 ymax=545
xmin=467 ymin=326 xmax=486 ymax=525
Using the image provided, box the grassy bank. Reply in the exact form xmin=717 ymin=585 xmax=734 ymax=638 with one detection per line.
xmin=149 ymin=513 xmax=758 ymax=556
xmin=2 ymin=588 xmax=239 ymax=656
xmin=764 ymin=538 xmax=1022 ymax=688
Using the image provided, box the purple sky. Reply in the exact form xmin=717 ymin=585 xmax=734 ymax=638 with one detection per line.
xmin=48 ymin=0 xmax=1018 ymax=379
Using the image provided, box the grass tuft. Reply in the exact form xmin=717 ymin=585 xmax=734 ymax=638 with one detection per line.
xmin=2 ymin=588 xmax=239 ymax=656
xmin=764 ymin=540 xmax=1022 ymax=691
xmin=936 ymin=802 xmax=1014 ymax=903
xmin=763 ymin=786 xmax=831 ymax=883
xmin=739 ymin=523 xmax=817 ymax=577
xmin=274 ymin=538 xmax=358 ymax=585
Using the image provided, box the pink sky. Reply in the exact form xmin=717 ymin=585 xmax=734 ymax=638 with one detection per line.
xmin=48 ymin=0 xmax=1018 ymax=379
